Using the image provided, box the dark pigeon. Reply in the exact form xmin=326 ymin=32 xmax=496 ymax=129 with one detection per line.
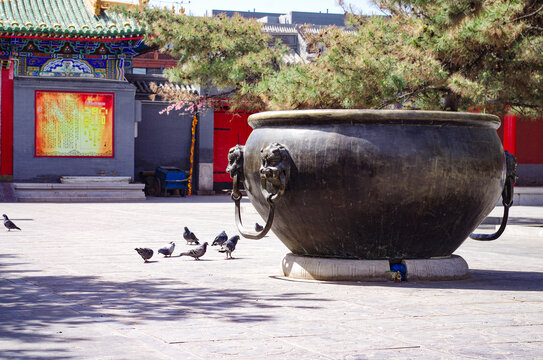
xmin=183 ymin=226 xmax=199 ymax=245
xmin=158 ymin=241 xmax=175 ymax=257
xmin=255 ymin=223 xmax=264 ymax=232
xmin=3 ymin=214 xmax=21 ymax=231
xmin=135 ymin=248 xmax=154 ymax=262
xmin=218 ymin=235 xmax=240 ymax=259
xmin=180 ymin=242 xmax=208 ymax=260
xmin=212 ymin=230 xmax=228 ymax=246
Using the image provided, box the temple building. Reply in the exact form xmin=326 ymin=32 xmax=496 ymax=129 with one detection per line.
xmin=0 ymin=0 xmax=146 ymax=184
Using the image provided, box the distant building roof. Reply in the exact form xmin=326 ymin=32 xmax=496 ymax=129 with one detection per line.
xmin=212 ymin=10 xmax=282 ymax=19
xmin=261 ymin=23 xmax=354 ymax=35
xmin=283 ymin=52 xmax=306 ymax=65
xmin=261 ymin=24 xmax=299 ymax=35
xmin=280 ymin=11 xmax=346 ymax=26
xmin=0 ymin=0 xmax=144 ymax=39
xmin=212 ymin=9 xmax=346 ymax=27
xmin=207 ymin=9 xmax=354 ymax=64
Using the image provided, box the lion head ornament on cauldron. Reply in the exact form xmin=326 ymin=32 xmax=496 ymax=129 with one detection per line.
xmin=226 ymin=144 xmax=245 ymax=182
xmin=226 ymin=142 xmax=292 ymax=239
xmin=259 ymin=143 xmax=291 ymax=200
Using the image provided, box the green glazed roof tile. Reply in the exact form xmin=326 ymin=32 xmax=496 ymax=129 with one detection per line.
xmin=0 ymin=0 xmax=144 ymax=38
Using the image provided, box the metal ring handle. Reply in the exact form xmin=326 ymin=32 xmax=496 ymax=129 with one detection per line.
xmin=228 ymin=143 xmax=291 ymax=240
xmin=469 ymin=196 xmax=511 ymax=241
xmin=470 ymin=151 xmax=517 ymax=241
xmin=233 ymin=183 xmax=275 ymax=239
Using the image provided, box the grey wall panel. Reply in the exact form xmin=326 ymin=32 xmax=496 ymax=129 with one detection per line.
xmin=198 ymin=108 xmax=214 ymax=163
xmin=13 ymin=77 xmax=136 ymax=182
xmin=517 ymin=164 xmax=543 ymax=186
xmin=134 ymin=102 xmax=194 ymax=178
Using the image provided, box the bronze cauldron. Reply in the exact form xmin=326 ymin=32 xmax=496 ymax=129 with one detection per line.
xmin=228 ymin=110 xmax=512 ymax=259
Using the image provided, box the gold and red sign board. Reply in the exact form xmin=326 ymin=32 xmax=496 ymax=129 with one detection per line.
xmin=35 ymin=91 xmax=114 ymax=157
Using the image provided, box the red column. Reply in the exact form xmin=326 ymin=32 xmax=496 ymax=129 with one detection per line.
xmin=1 ymin=60 xmax=14 ymax=175
xmin=503 ymin=113 xmax=517 ymax=156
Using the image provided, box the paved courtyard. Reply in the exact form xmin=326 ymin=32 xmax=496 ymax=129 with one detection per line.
xmin=0 ymin=196 xmax=542 ymax=359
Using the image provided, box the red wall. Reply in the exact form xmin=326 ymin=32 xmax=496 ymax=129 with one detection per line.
xmin=496 ymin=116 xmax=543 ymax=164
xmin=213 ymin=111 xmax=253 ymax=183
xmin=1 ymin=63 xmax=14 ymax=175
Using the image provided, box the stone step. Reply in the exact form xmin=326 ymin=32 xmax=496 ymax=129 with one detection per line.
xmin=14 ymin=183 xmax=145 ymax=202
xmin=0 ymin=182 xmax=18 ymax=202
xmin=513 ymin=187 xmax=543 ymax=206
xmin=59 ymin=176 xmax=132 ymax=184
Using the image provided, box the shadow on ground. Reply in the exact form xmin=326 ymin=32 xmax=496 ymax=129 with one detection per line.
xmin=271 ymin=269 xmax=543 ymax=292
xmin=0 ymin=254 xmax=329 ymax=359
xmin=403 ymin=269 xmax=543 ymax=291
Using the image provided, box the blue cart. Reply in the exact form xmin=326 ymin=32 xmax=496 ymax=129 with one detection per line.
xmin=154 ymin=166 xmax=189 ymax=197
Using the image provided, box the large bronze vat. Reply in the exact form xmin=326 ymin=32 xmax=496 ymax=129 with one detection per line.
xmin=228 ymin=110 xmax=507 ymax=259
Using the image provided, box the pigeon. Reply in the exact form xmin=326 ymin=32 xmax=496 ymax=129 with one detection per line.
xmin=183 ymin=226 xmax=200 ymax=245
xmin=212 ymin=230 xmax=228 ymax=246
xmin=3 ymin=214 xmax=21 ymax=231
xmin=180 ymin=242 xmax=208 ymax=260
xmin=135 ymin=248 xmax=154 ymax=262
xmin=255 ymin=223 xmax=264 ymax=232
xmin=218 ymin=235 xmax=240 ymax=259
xmin=158 ymin=241 xmax=175 ymax=257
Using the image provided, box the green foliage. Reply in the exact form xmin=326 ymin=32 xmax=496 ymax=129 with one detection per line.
xmin=121 ymin=7 xmax=286 ymax=110
xmin=122 ymin=2 xmax=543 ymax=115
xmin=373 ymin=0 xmax=543 ymax=114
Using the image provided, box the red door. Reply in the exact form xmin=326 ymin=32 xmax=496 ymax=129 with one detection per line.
xmin=213 ymin=111 xmax=253 ymax=185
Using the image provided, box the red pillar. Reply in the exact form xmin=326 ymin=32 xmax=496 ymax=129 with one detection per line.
xmin=503 ymin=113 xmax=517 ymax=156
xmin=1 ymin=60 xmax=14 ymax=176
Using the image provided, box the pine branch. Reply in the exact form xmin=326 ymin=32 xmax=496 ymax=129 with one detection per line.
xmin=507 ymin=101 xmax=543 ymax=110
xmin=511 ymin=4 xmax=543 ymax=22
xmin=527 ymin=26 xmax=543 ymax=33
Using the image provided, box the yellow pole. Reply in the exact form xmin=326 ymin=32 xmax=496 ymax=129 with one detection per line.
xmin=187 ymin=114 xmax=198 ymax=196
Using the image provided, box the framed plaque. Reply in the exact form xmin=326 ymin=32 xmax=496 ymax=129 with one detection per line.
xmin=35 ymin=91 xmax=114 ymax=157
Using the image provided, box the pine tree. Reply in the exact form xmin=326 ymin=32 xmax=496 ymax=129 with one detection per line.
xmin=122 ymin=1 xmax=543 ymax=115
xmin=367 ymin=0 xmax=543 ymax=114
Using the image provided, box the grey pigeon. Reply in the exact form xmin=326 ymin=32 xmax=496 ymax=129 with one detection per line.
xmin=183 ymin=226 xmax=200 ymax=245
xmin=135 ymin=248 xmax=154 ymax=262
xmin=3 ymin=214 xmax=21 ymax=231
xmin=180 ymin=242 xmax=208 ymax=260
xmin=212 ymin=230 xmax=228 ymax=246
xmin=255 ymin=223 xmax=264 ymax=232
xmin=218 ymin=235 xmax=240 ymax=259
xmin=158 ymin=241 xmax=175 ymax=257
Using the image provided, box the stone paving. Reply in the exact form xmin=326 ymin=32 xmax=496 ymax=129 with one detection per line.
xmin=0 ymin=196 xmax=542 ymax=359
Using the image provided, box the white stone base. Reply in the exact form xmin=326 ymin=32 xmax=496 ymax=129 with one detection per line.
xmin=281 ymin=253 xmax=469 ymax=282
xmin=402 ymin=255 xmax=469 ymax=281
xmin=282 ymin=253 xmax=390 ymax=281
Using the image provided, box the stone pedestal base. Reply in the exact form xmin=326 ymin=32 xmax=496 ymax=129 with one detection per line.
xmin=281 ymin=253 xmax=469 ymax=282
